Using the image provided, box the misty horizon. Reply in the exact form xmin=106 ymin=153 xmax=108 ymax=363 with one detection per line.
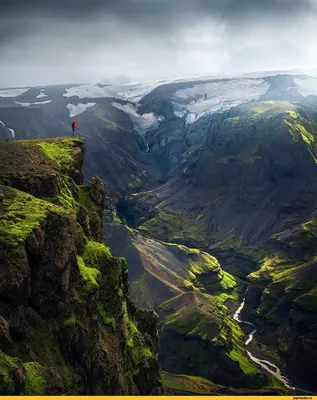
xmin=0 ymin=0 xmax=316 ymax=88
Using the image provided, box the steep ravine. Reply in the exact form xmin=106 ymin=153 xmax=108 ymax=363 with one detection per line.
xmin=108 ymin=100 xmax=317 ymax=395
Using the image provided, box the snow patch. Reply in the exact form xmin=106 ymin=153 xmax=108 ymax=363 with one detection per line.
xmin=111 ymin=102 xmax=159 ymax=135
xmin=64 ymin=85 xmax=118 ymax=99
xmin=36 ymin=90 xmax=48 ymax=98
xmin=294 ymin=78 xmax=317 ymax=97
xmin=0 ymin=120 xmax=15 ymax=138
xmin=186 ymin=113 xmax=198 ymax=124
xmin=67 ymin=102 xmax=96 ymax=117
xmin=0 ymin=88 xmax=30 ymax=97
xmin=8 ymin=128 xmax=15 ymax=138
xmin=14 ymin=100 xmax=52 ymax=107
xmin=173 ymin=108 xmax=188 ymax=119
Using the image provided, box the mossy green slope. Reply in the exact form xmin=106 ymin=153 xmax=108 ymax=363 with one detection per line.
xmin=162 ymin=371 xmax=285 ymax=396
xmin=245 ymin=215 xmax=317 ymax=392
xmin=104 ymin=207 xmax=284 ymax=392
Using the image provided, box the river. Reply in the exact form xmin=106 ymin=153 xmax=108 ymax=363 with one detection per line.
xmin=233 ymin=298 xmax=297 ymax=391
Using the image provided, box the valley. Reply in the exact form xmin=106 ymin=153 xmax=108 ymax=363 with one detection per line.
xmin=1 ymin=71 xmax=317 ymax=394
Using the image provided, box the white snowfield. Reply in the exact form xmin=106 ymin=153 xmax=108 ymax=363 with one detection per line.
xmin=14 ymin=100 xmax=52 ymax=107
xmin=111 ymin=102 xmax=159 ymax=135
xmin=64 ymin=85 xmax=119 ymax=99
xmin=63 ymin=80 xmax=170 ymax=103
xmin=64 ymin=76 xmax=271 ymax=126
xmin=173 ymin=78 xmax=270 ymax=123
xmin=67 ymin=102 xmax=96 ymax=118
xmin=0 ymin=88 xmax=30 ymax=97
xmin=116 ymin=80 xmax=170 ymax=103
xmin=294 ymin=77 xmax=317 ymax=97
xmin=0 ymin=120 xmax=15 ymax=138
xmin=36 ymin=90 xmax=48 ymax=98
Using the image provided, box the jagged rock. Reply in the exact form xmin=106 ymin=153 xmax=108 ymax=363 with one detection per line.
xmin=0 ymin=138 xmax=162 ymax=395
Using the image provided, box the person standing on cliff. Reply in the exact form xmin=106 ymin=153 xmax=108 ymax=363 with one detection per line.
xmin=71 ymin=120 xmax=78 ymax=136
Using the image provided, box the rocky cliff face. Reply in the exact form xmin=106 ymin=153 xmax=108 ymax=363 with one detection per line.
xmin=0 ymin=138 xmax=162 ymax=395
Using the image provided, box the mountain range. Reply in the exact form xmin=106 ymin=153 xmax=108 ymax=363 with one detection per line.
xmin=1 ymin=70 xmax=317 ymax=394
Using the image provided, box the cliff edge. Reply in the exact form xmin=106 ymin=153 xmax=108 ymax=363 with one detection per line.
xmin=0 ymin=138 xmax=162 ymax=395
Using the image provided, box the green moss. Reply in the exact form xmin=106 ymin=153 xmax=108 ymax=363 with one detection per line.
xmin=99 ymin=305 xmax=117 ymax=330
xmin=128 ymin=178 xmax=142 ymax=190
xmin=0 ymin=185 xmax=70 ymax=249
xmin=139 ymin=208 xmax=208 ymax=246
xmin=77 ymin=256 xmax=100 ymax=293
xmin=78 ymin=186 xmax=98 ymax=219
xmin=141 ymin=347 xmax=153 ymax=358
xmin=302 ymin=215 xmax=317 ymax=232
xmin=23 ymin=362 xmax=47 ymax=395
xmin=38 ymin=142 xmax=73 ymax=168
xmin=209 ymin=229 xmax=248 ymax=251
xmin=130 ymin=273 xmax=149 ymax=306
xmin=121 ymin=300 xmax=154 ymax=373
xmin=228 ymin=349 xmax=258 ymax=374
xmin=42 ymin=179 xmax=80 ymax=213
xmin=0 ymin=351 xmax=20 ymax=395
xmin=285 ymin=113 xmax=317 ymax=161
xmin=81 ymin=241 xmax=111 ymax=270
xmin=112 ymin=209 xmax=122 ymax=224
xmin=63 ymin=315 xmax=82 ymax=327
xmin=288 ymin=111 xmax=298 ymax=119
xmin=218 ymin=155 xmax=236 ymax=165
xmin=19 ymin=138 xmax=83 ymax=171
xmin=122 ymin=300 xmax=138 ymax=347
xmin=10 ymin=320 xmax=75 ymax=393
xmin=162 ymin=372 xmax=216 ymax=395
xmin=189 ymin=253 xmax=220 ymax=275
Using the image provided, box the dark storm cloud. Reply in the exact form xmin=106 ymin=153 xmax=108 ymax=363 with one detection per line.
xmin=0 ymin=0 xmax=316 ymax=87
xmin=0 ymin=0 xmax=312 ymax=37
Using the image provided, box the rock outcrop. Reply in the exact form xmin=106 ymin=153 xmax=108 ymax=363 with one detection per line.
xmin=0 ymin=138 xmax=162 ymax=395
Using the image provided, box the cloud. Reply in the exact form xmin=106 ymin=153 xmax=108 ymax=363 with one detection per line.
xmin=0 ymin=0 xmax=316 ymax=87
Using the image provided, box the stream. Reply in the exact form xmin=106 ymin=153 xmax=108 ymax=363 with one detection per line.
xmin=233 ymin=298 xmax=296 ymax=391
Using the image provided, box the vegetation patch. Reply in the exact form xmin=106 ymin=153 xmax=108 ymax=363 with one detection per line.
xmin=82 ymin=241 xmax=111 ymax=270
xmin=162 ymin=372 xmax=217 ymax=395
xmin=0 ymin=351 xmax=21 ymax=395
xmin=0 ymin=185 xmax=70 ymax=249
xmin=28 ymin=138 xmax=83 ymax=171
xmin=77 ymin=256 xmax=100 ymax=293
xmin=99 ymin=305 xmax=117 ymax=330
xmin=228 ymin=349 xmax=258 ymax=374
xmin=138 ymin=208 xmax=209 ymax=246
xmin=23 ymin=362 xmax=47 ymax=395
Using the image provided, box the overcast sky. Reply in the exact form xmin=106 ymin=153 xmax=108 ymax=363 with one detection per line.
xmin=0 ymin=0 xmax=316 ymax=87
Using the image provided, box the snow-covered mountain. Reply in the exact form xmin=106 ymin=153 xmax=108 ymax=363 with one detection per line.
xmin=1 ymin=70 xmax=316 ymax=138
